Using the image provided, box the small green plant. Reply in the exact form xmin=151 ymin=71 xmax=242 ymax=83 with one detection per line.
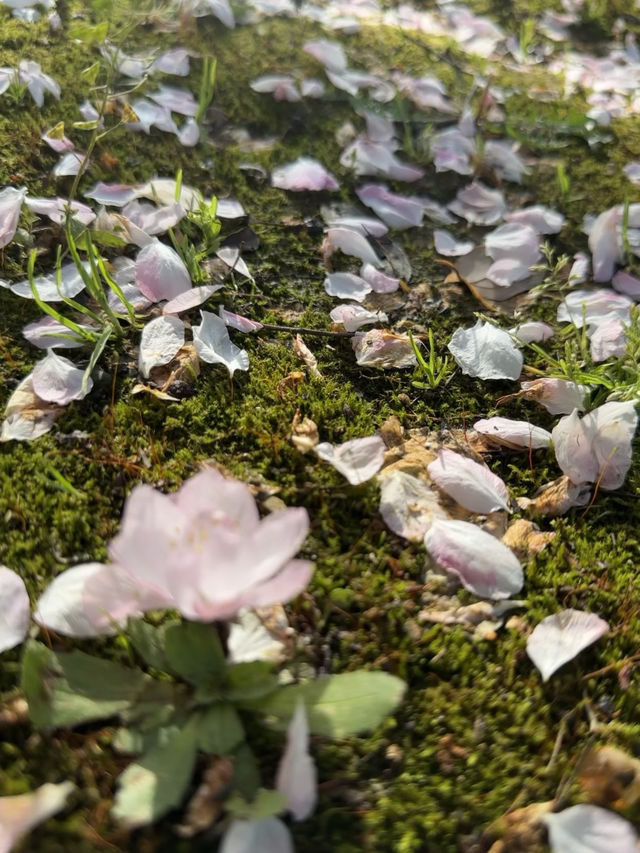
xmin=195 ymin=55 xmax=217 ymax=124
xmin=518 ymin=17 xmax=537 ymax=57
xmin=409 ymin=329 xmax=454 ymax=390
xmin=556 ymin=161 xmax=570 ymax=198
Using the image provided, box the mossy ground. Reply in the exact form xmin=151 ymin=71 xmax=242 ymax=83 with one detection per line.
xmin=2 ymin=1 xmax=640 ymax=851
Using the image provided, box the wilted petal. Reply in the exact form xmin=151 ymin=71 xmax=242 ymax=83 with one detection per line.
xmin=352 ymin=329 xmax=417 ymax=368
xmin=138 ymin=316 xmax=185 ymax=378
xmin=324 ymin=272 xmax=371 ymax=302
xmin=220 ymin=818 xmax=293 ymax=853
xmin=31 ymin=351 xmax=92 ymax=405
xmin=0 ymin=567 xmax=30 ymax=652
xmin=428 ymin=448 xmax=510 ymax=513
xmin=227 ymin=608 xmax=288 ymax=665
xmin=544 ymin=804 xmax=638 ymax=853
xmin=215 ymin=247 xmax=253 ymax=280
xmin=0 ymin=186 xmax=26 ymax=248
xmin=162 ymin=285 xmax=222 ymax=314
xmin=424 ymin=519 xmax=523 ymax=599
xmin=315 ymin=435 xmax=385 ymax=485
xmin=276 ymin=700 xmax=317 ymax=821
xmin=0 ymin=375 xmax=61 ymax=442
xmin=272 ymin=157 xmax=339 ymax=191
xmin=193 ymin=310 xmax=249 ymax=376
xmin=474 ymin=417 xmax=552 ymax=450
xmin=378 ymin=470 xmax=448 ymax=541
xmin=0 ymin=782 xmax=74 ymax=853
xmin=448 ymin=320 xmax=523 ymax=380
xmin=527 ymin=609 xmax=609 ymax=681
xmin=135 ymin=240 xmax=191 ymax=302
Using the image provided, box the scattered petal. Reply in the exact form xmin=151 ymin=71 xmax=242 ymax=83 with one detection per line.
xmin=162 ymin=285 xmax=222 ymax=315
xmin=474 ymin=417 xmax=552 ymax=450
xmin=448 ymin=320 xmax=523 ymax=380
xmin=315 ymin=435 xmax=385 ymax=485
xmin=276 ymin=700 xmax=317 ymax=821
xmin=352 ymin=329 xmax=417 ymax=368
xmin=428 ymin=448 xmax=510 ymax=513
xmin=324 ymin=272 xmax=371 ymax=302
xmin=138 ymin=316 xmax=185 ymax=378
xmin=527 ymin=609 xmax=609 ymax=681
xmin=272 ymin=157 xmax=339 ymax=191
xmin=378 ymin=470 xmax=448 ymax=541
xmin=0 ymin=567 xmax=30 ymax=653
xmin=135 ymin=241 xmax=191 ymax=302
xmin=544 ymin=804 xmax=638 ymax=853
xmin=0 ymin=186 xmax=26 ymax=249
xmin=192 ymin=310 xmax=249 ymax=376
xmin=31 ymin=351 xmax=92 ymax=405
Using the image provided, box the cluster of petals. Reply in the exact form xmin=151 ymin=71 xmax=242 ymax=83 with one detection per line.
xmin=35 ymin=469 xmax=313 ymax=637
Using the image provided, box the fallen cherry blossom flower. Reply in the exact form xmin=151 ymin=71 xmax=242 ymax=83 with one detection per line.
xmin=315 ymin=435 xmax=385 ymax=485
xmin=276 ymin=700 xmax=317 ymax=821
xmin=138 ymin=316 xmax=185 ymax=378
xmin=378 ymin=470 xmax=448 ymax=541
xmin=0 ymin=186 xmax=26 ymax=249
xmin=434 ymin=229 xmax=474 ymax=256
xmin=324 ymin=272 xmax=371 ymax=302
xmin=448 ymin=320 xmax=523 ymax=380
xmin=352 ymin=329 xmax=417 ymax=368
xmin=330 ymin=303 xmax=388 ymax=331
xmin=543 ymin=804 xmax=638 ymax=853
xmin=519 ymin=378 xmax=589 ymax=415
xmin=552 ymin=401 xmax=638 ymax=491
xmin=35 ymin=468 xmax=312 ymax=633
xmin=0 ymin=781 xmax=74 ymax=853
xmin=356 ymin=184 xmax=423 ymax=229
xmin=135 ymin=240 xmax=191 ymax=302
xmin=31 ymin=351 xmax=93 ymax=405
xmin=272 ymin=157 xmax=339 ymax=191
xmin=424 ymin=519 xmax=523 ymax=599
xmin=527 ymin=609 xmax=609 ymax=681
xmin=474 ymin=417 xmax=552 ymax=450
xmin=428 ymin=448 xmax=510 ymax=513
xmin=193 ymin=310 xmax=249 ymax=376
xmin=0 ymin=566 xmax=30 ymax=653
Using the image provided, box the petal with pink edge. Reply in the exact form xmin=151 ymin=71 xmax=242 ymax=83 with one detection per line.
xmin=427 ymin=448 xmax=510 ymax=513
xmin=135 ymin=240 xmax=191 ymax=302
xmin=0 ymin=567 xmax=30 ymax=652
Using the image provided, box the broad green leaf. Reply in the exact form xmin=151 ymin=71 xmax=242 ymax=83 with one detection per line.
xmin=112 ymin=723 xmax=184 ymax=756
xmin=242 ymin=671 xmax=406 ymax=737
xmin=224 ymin=661 xmax=279 ymax=701
xmin=127 ymin=618 xmax=175 ymax=671
xmin=197 ymin=703 xmax=244 ymax=755
xmin=120 ymin=679 xmax=183 ymax=729
xmin=231 ymin=743 xmax=261 ymax=800
xmin=225 ymin=789 xmax=287 ymax=821
xmin=164 ymin=621 xmax=226 ymax=686
xmin=21 ymin=641 xmax=61 ymax=729
xmin=112 ymin=716 xmax=199 ymax=828
xmin=56 ymin=650 xmax=148 ymax=700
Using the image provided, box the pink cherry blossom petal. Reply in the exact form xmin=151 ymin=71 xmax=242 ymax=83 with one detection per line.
xmin=323 ymin=227 xmax=381 ymax=265
xmin=474 ymin=417 xmax=552 ymax=450
xmin=251 ymin=75 xmax=301 ymax=102
xmin=0 ymin=186 xmax=26 ymax=248
xmin=22 ymin=316 xmax=92 ymax=349
xmin=612 ymin=269 xmax=640 ymax=299
xmin=303 ymin=39 xmax=347 ymax=70
xmin=378 ymin=470 xmax=448 ymax=541
xmin=544 ymin=804 xmax=638 ymax=853
xmin=218 ymin=307 xmax=263 ymax=332
xmin=0 ymin=567 xmax=30 ymax=652
xmin=356 ymin=184 xmax=423 ymax=229
xmin=324 ymin=272 xmax=372 ymax=302
xmin=424 ymin=519 xmax=523 ymax=599
xmin=25 ymin=196 xmax=95 ymax=226
xmin=527 ymin=609 xmax=609 ymax=681
xmin=505 ymin=205 xmax=565 ymax=234
xmin=428 ymin=448 xmax=510 ymax=513
xmin=359 ymin=263 xmax=400 ymax=293
xmin=0 ymin=782 xmax=74 ymax=853
xmin=434 ymin=229 xmax=475 ymax=256
xmin=330 ymin=303 xmax=388 ymax=331
xmin=11 ymin=261 xmax=89 ymax=302
xmin=31 ymin=351 xmax=92 ymax=404
xmin=448 ymin=181 xmax=507 ymax=225
xmin=84 ymin=182 xmax=139 ymax=207
xmin=220 ymin=818 xmax=293 ymax=853
xmin=509 ymin=321 xmax=554 ymax=343
xmin=315 ymin=435 xmax=385 ymax=485
xmin=272 ymin=158 xmax=339 ymax=191
xmin=162 ymin=285 xmax=222 ymax=315
xmin=276 ymin=700 xmax=317 ymax=821
xmin=135 ymin=240 xmax=191 ymax=302
xmin=520 ymin=378 xmax=589 ymax=415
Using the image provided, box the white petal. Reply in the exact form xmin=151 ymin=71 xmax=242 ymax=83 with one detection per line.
xmin=192 ymin=310 xmax=249 ymax=376
xmin=215 ymin=247 xmax=253 ymax=280
xmin=271 ymin=157 xmax=339 ymax=191
xmin=474 ymin=417 xmax=552 ymax=450
xmin=509 ymin=321 xmax=554 ymax=344
xmin=428 ymin=448 xmax=510 ymax=513
xmin=0 ymin=567 xmax=30 ymax=652
xmin=34 ymin=563 xmax=117 ymax=637
xmin=31 ymin=351 xmax=92 ymax=405
xmin=162 ymin=285 xmax=222 ymax=315
xmin=552 ymin=409 xmax=599 ymax=485
xmin=0 ymin=782 xmax=74 ymax=852
xmin=0 ymin=186 xmax=26 ymax=249
xmin=356 ymin=184 xmax=423 ymax=229
xmin=324 ymin=272 xmax=371 ymax=302
xmin=324 ymin=227 xmax=381 ymax=265
xmin=544 ymin=805 xmax=638 ymax=853
xmin=330 ymin=303 xmax=388 ymax=332
xmin=23 ymin=316 xmax=92 ymax=349
xmin=220 ymin=819 xmax=293 ymax=853
xmin=360 ymin=263 xmax=400 ymax=293
xmin=520 ymin=378 xmax=589 ymax=415
xmin=227 ymin=609 xmax=287 ymax=665
xmin=448 ymin=320 xmax=523 ymax=380
xmin=315 ymin=435 xmax=385 ymax=485
xmin=11 ymin=261 xmax=89 ymax=301
xmin=424 ymin=519 xmax=523 ymax=599
xmin=276 ymin=700 xmax=317 ymax=821
xmin=138 ymin=316 xmax=185 ymax=378
xmin=527 ymin=609 xmax=609 ymax=681
xmin=378 ymin=470 xmax=448 ymax=541
xmin=434 ymin=229 xmax=474 ymax=256
xmin=0 ymin=375 xmax=60 ymax=442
